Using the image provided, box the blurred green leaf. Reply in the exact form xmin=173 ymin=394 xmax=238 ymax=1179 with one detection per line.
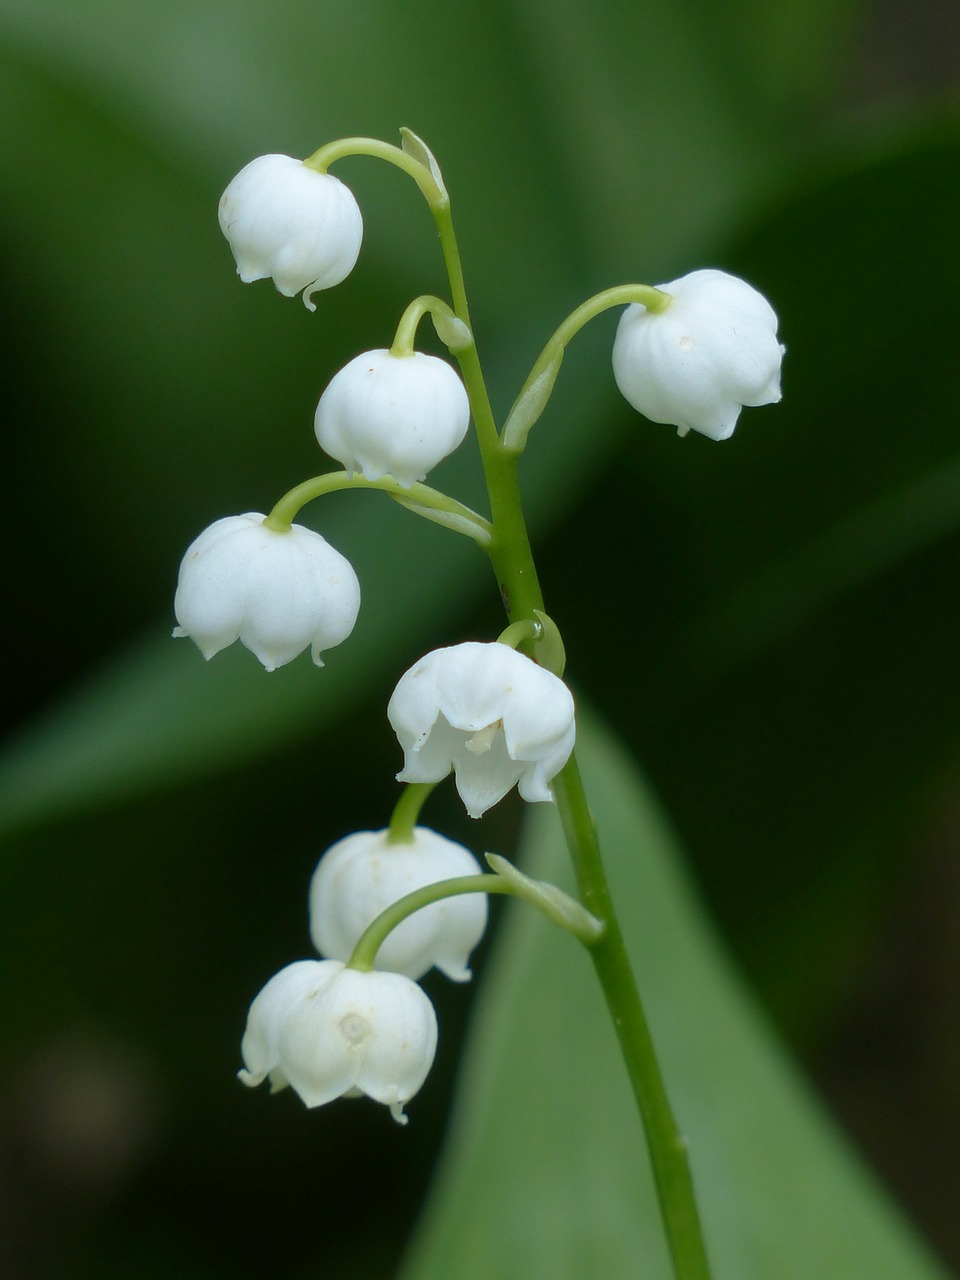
xmin=401 ymin=713 xmax=946 ymax=1280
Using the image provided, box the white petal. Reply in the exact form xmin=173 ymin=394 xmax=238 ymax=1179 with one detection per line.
xmin=315 ymin=350 xmax=470 ymax=487
xmin=329 ymin=970 xmax=437 ymax=1110
xmin=450 ymin=728 xmax=526 ymax=818
xmin=219 ymin=155 xmax=363 ymax=305
xmin=173 ymin=514 xmax=360 ymax=670
xmin=309 ymin=828 xmax=487 ymax=982
xmin=238 ymin=959 xmax=338 ymax=1088
xmin=276 ymin=967 xmax=437 ymax=1116
xmin=388 ymin=643 xmax=576 ymax=818
xmin=612 ymin=269 xmax=783 ymax=440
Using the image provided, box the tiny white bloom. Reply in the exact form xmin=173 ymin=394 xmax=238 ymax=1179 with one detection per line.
xmin=309 ymin=827 xmax=487 ymax=982
xmin=314 ymin=349 xmax=470 ymax=488
xmin=387 ymin=642 xmax=576 ymax=819
xmin=173 ymin=513 xmax=360 ymax=671
xmin=238 ymin=959 xmax=437 ymax=1124
xmin=218 ymin=154 xmax=363 ymax=311
xmin=612 ymin=268 xmax=785 ymax=441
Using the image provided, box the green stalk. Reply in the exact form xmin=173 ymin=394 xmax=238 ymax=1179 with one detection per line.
xmin=430 ymin=189 xmax=712 ymax=1280
xmin=555 ymin=757 xmax=712 ymax=1280
xmin=348 ymin=874 xmax=513 ymax=972
xmin=305 ymin=136 xmax=444 ymax=206
xmin=314 ymin=128 xmax=712 ymax=1279
xmin=264 ymin=470 xmax=492 ymax=546
xmin=390 ymin=295 xmax=465 ymax=357
xmin=525 ymin=282 xmax=669 ymax=378
xmin=387 ymin=783 xmax=437 ymax=844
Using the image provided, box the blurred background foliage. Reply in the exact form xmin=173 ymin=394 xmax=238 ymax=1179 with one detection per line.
xmin=1 ymin=0 xmax=959 ymax=1275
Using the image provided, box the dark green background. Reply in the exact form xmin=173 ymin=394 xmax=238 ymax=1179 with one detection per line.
xmin=1 ymin=0 xmax=959 ymax=1275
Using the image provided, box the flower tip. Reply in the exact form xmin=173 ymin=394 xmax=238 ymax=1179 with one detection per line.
xmin=443 ymin=963 xmax=472 ymax=983
xmin=390 ymin=1102 xmax=410 ymax=1126
xmin=181 ymin=633 xmax=224 ymax=662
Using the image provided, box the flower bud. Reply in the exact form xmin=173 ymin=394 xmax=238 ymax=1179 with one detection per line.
xmin=218 ymin=154 xmax=363 ymax=310
xmin=309 ymin=827 xmax=487 ymax=982
xmin=173 ymin=513 xmax=360 ymax=671
xmin=612 ymin=268 xmax=784 ymax=440
xmin=387 ymin=642 xmax=576 ymax=819
xmin=238 ymin=959 xmax=437 ymax=1124
xmin=314 ymin=349 xmax=470 ymax=488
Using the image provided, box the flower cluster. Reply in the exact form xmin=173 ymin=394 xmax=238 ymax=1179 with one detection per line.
xmin=239 ymin=825 xmax=485 ymax=1122
xmin=183 ymin=141 xmax=783 ymax=1125
xmin=236 ymin=635 xmax=575 ymax=1122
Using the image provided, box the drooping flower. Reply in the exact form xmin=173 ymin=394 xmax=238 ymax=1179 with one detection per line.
xmin=218 ymin=154 xmax=363 ymax=310
xmin=238 ymin=959 xmax=437 ymax=1124
xmin=611 ymin=268 xmax=785 ymax=440
xmin=314 ymin=349 xmax=470 ymax=488
xmin=387 ymin=642 xmax=576 ymax=819
xmin=173 ymin=513 xmax=360 ymax=671
xmin=309 ymin=827 xmax=487 ymax=982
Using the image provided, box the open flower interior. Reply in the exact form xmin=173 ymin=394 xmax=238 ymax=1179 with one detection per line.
xmin=387 ymin=642 xmax=577 ymax=818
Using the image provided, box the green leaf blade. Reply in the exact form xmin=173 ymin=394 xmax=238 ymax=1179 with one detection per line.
xmin=400 ymin=713 xmax=947 ymax=1280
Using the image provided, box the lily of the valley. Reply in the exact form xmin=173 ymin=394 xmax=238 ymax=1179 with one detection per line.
xmin=173 ymin=513 xmax=360 ymax=671
xmin=219 ymin=154 xmax=363 ymax=310
xmin=238 ymin=959 xmax=437 ymax=1125
xmin=314 ymin=349 xmax=470 ymax=487
xmin=387 ymin=642 xmax=576 ymax=819
xmin=612 ymin=268 xmax=784 ymax=440
xmin=309 ymin=827 xmax=488 ymax=982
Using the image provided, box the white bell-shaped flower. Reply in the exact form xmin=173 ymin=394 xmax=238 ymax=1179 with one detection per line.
xmin=612 ymin=268 xmax=785 ymax=441
xmin=238 ymin=959 xmax=437 ymax=1124
xmin=314 ymin=349 xmax=470 ymax=488
xmin=309 ymin=827 xmax=487 ymax=982
xmin=387 ymin=642 xmax=576 ymax=819
xmin=218 ymin=154 xmax=363 ymax=311
xmin=173 ymin=512 xmax=360 ymax=671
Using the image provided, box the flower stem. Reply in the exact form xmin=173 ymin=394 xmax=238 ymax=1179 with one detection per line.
xmin=496 ymin=618 xmax=541 ymax=650
xmin=553 ymin=758 xmax=712 ymax=1280
xmin=428 ymin=165 xmax=712 ymax=1280
xmin=347 ymin=874 xmax=513 ymax=972
xmin=264 ymin=470 xmax=492 ymax=546
xmin=387 ymin=783 xmax=436 ymax=844
xmin=390 ymin=295 xmax=468 ymax=357
xmin=501 ymin=283 xmax=670 ymax=455
xmin=304 ymin=136 xmax=445 ymax=207
xmin=347 ymin=856 xmax=602 ymax=972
